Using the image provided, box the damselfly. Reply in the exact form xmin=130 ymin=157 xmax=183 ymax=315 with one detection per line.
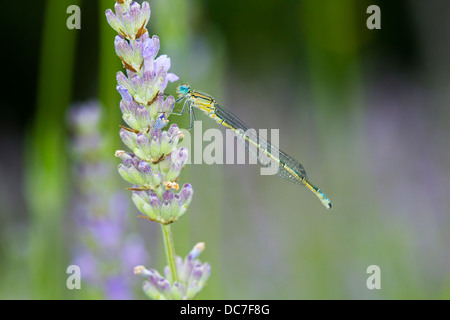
xmin=173 ymin=84 xmax=332 ymax=210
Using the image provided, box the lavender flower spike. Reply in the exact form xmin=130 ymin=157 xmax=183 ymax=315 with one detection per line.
xmin=106 ymin=0 xmax=210 ymax=300
xmin=107 ymin=0 xmax=188 ymax=223
xmin=134 ymin=243 xmax=211 ymax=300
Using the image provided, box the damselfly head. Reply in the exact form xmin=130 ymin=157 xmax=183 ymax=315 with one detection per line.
xmin=177 ymin=84 xmax=190 ymax=96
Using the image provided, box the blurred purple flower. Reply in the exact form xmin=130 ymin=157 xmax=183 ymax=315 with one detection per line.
xmin=69 ymin=102 xmax=150 ymax=300
xmin=105 ymin=276 xmax=133 ymax=300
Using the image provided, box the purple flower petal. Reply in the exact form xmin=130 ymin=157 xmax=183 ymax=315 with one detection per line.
xmin=117 ymin=85 xmax=133 ymax=102
xmin=166 ymin=73 xmax=179 ymax=83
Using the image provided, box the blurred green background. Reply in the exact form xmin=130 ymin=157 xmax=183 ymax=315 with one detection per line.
xmin=1 ymin=0 xmax=449 ymax=299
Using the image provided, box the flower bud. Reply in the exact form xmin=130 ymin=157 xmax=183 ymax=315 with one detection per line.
xmin=118 ymin=164 xmax=134 ymax=184
xmin=180 ymin=184 xmax=193 ymax=207
xmin=167 ymin=124 xmax=179 ymax=138
xmin=187 ymin=242 xmax=205 ymax=261
xmin=142 ymin=281 xmax=161 ymax=300
xmin=138 ymin=161 xmax=153 ymax=185
xmin=171 ymin=282 xmax=183 ymax=300
xmin=120 ymin=99 xmax=137 ymax=115
xmin=200 ymin=263 xmax=211 ymax=286
xmin=149 ymin=129 xmax=162 ymax=158
xmin=162 ymin=190 xmax=174 ymax=203
xmin=162 ymin=96 xmax=175 ymax=114
xmin=132 ymin=192 xmax=158 ymax=220
xmin=158 ymin=155 xmax=171 ymax=173
xmin=159 ymin=131 xmax=172 ymax=155
xmin=170 ymin=194 xmax=182 ymax=218
xmin=160 ymin=200 xmax=171 ymax=221
xmin=166 ymin=162 xmax=182 ymax=181
xmin=122 ymin=114 xmax=141 ymax=131
xmin=115 ymin=35 xmax=133 ymax=66
xmin=115 ymin=150 xmax=134 ymax=166
xmin=157 ymin=278 xmax=171 ymax=299
xmin=117 ymin=85 xmax=133 ymax=102
xmin=105 ymin=9 xmax=122 ymax=35
xmin=136 ymin=133 xmax=151 ymax=158
xmin=135 ymin=106 xmax=150 ymax=129
xmin=148 ymin=192 xmax=161 ymax=212
xmin=116 ymin=71 xmax=129 ymax=86
xmin=151 ymin=169 xmax=161 ymax=187
xmin=127 ymin=165 xmax=145 ymax=185
xmin=119 ymin=129 xmax=138 ymax=150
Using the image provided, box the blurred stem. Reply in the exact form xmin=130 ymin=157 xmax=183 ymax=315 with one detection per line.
xmin=26 ymin=0 xmax=80 ymax=299
xmin=300 ymin=0 xmax=361 ymax=118
xmin=161 ymin=224 xmax=178 ymax=283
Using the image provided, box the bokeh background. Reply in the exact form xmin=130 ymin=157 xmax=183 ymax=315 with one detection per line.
xmin=1 ymin=0 xmax=449 ymax=299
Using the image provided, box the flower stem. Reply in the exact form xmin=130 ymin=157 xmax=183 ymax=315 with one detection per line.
xmin=161 ymin=224 xmax=178 ymax=283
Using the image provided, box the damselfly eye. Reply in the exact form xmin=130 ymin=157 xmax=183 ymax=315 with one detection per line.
xmin=178 ymin=85 xmax=190 ymax=95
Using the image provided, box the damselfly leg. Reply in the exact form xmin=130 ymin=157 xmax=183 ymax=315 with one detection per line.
xmin=171 ymin=99 xmax=197 ymax=130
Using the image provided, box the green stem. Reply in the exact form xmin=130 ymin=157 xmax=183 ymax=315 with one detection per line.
xmin=161 ymin=224 xmax=178 ymax=283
